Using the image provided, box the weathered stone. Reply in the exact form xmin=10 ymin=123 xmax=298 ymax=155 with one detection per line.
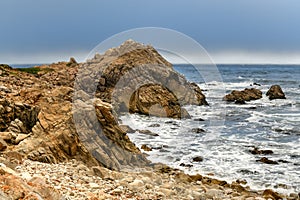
xmin=0 ymin=132 xmax=12 ymax=142
xmin=223 ymin=88 xmax=262 ymax=102
xmin=266 ymin=85 xmax=286 ymax=100
xmin=0 ymin=138 xmax=7 ymax=151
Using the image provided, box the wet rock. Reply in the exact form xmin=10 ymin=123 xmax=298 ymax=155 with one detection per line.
xmin=179 ymin=163 xmax=193 ymax=168
xmin=191 ymin=128 xmax=205 ymax=133
xmin=138 ymin=129 xmax=159 ymax=136
xmin=266 ymin=85 xmax=286 ymax=100
xmin=236 ymin=179 xmax=247 ymax=185
xmin=223 ymin=88 xmax=262 ymax=102
xmin=148 ymin=123 xmax=160 ymax=127
xmin=257 ymin=157 xmax=278 ymax=165
xmin=193 ymin=118 xmax=205 ymax=121
xmin=249 ymin=147 xmax=273 ymax=155
xmin=235 ymin=98 xmax=246 ymax=104
xmin=192 ymin=156 xmax=203 ymax=162
xmin=141 ymin=144 xmax=152 ymax=151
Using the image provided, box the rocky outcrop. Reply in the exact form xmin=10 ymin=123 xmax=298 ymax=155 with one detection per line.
xmin=77 ymin=40 xmax=207 ymax=119
xmin=223 ymin=88 xmax=262 ymax=102
xmin=129 ymin=83 xmax=190 ymax=118
xmin=266 ymin=85 xmax=286 ymax=100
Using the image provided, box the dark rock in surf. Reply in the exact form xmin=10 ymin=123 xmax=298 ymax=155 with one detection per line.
xmin=266 ymin=85 xmax=286 ymax=100
xmin=179 ymin=163 xmax=193 ymax=167
xmin=249 ymin=147 xmax=273 ymax=155
xmin=257 ymin=157 xmax=278 ymax=165
xmin=235 ymin=98 xmax=246 ymax=104
xmin=141 ymin=144 xmax=152 ymax=151
xmin=192 ymin=156 xmax=203 ymax=162
xmin=148 ymin=123 xmax=160 ymax=127
xmin=223 ymin=88 xmax=262 ymax=102
xmin=191 ymin=128 xmax=205 ymax=133
xmin=193 ymin=118 xmax=205 ymax=121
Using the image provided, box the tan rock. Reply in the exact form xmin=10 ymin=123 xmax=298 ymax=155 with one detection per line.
xmin=0 ymin=138 xmax=7 ymax=151
xmin=0 ymin=132 xmax=12 ymax=142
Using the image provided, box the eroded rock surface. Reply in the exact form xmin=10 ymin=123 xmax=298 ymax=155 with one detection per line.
xmin=76 ymin=40 xmax=207 ymax=119
xmin=223 ymin=88 xmax=262 ymax=102
xmin=266 ymin=85 xmax=286 ymax=100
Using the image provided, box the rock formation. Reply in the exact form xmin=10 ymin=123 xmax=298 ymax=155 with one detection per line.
xmin=266 ymin=85 xmax=286 ymax=100
xmin=223 ymin=88 xmax=262 ymax=102
xmin=77 ymin=39 xmax=208 ymax=119
xmin=0 ymin=40 xmax=208 ymax=171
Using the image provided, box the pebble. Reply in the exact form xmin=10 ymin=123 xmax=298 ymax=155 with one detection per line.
xmin=9 ymin=159 xmax=294 ymax=200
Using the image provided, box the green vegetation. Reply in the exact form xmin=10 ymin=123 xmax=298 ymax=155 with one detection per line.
xmin=16 ymin=67 xmax=54 ymax=75
xmin=16 ymin=67 xmax=41 ymax=74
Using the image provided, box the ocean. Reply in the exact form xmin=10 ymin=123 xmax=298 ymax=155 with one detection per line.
xmin=120 ymin=64 xmax=300 ymax=195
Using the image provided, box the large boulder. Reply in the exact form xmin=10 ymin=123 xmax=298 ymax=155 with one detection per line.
xmin=266 ymin=85 xmax=286 ymax=100
xmin=223 ymin=88 xmax=262 ymax=102
xmin=129 ymin=83 xmax=190 ymax=118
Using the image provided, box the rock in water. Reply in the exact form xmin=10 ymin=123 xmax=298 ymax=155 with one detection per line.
xmin=223 ymin=88 xmax=262 ymax=102
xmin=266 ymin=85 xmax=286 ymax=100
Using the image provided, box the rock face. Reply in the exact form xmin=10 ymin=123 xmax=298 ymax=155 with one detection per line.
xmin=266 ymin=85 xmax=286 ymax=100
xmin=77 ymin=40 xmax=208 ymax=119
xmin=223 ymin=88 xmax=262 ymax=102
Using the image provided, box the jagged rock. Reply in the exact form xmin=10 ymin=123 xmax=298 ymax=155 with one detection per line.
xmin=266 ymin=85 xmax=286 ymax=100
xmin=79 ymin=40 xmax=207 ymax=119
xmin=223 ymin=88 xmax=262 ymax=102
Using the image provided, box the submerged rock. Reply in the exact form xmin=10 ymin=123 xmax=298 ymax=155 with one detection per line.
xmin=257 ymin=157 xmax=278 ymax=165
xmin=266 ymin=85 xmax=286 ymax=100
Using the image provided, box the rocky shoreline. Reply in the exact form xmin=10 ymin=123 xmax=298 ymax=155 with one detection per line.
xmin=0 ymin=41 xmax=299 ymax=199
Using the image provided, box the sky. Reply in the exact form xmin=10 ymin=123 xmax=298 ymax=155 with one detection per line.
xmin=1 ymin=0 xmax=300 ymax=64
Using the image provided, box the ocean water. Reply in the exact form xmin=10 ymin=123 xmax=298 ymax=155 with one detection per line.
xmin=120 ymin=64 xmax=300 ymax=194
